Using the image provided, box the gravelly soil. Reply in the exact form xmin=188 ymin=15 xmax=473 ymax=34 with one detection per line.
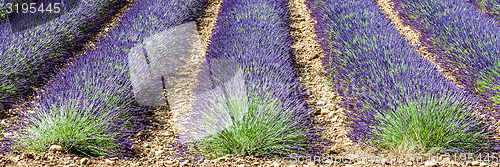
xmin=0 ymin=0 xmax=499 ymax=166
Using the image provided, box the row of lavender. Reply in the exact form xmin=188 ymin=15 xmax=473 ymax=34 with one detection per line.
xmin=8 ymin=0 xmax=206 ymax=157
xmin=306 ymin=0 xmax=500 ymax=153
xmin=469 ymin=0 xmax=500 ymax=22
xmin=0 ymin=0 xmax=127 ymax=110
xmin=392 ymin=0 xmax=500 ymax=115
xmin=0 ymin=0 xmax=7 ymax=23
xmin=181 ymin=0 xmax=325 ymax=158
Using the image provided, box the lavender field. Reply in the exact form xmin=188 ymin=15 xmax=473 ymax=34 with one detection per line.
xmin=0 ymin=0 xmax=499 ymax=166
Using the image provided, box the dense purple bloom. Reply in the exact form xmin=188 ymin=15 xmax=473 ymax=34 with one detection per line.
xmin=12 ymin=0 xmax=206 ymax=157
xmin=307 ymin=0 xmax=500 ymax=153
xmin=0 ymin=0 xmax=128 ymax=110
xmin=181 ymin=0 xmax=325 ymax=158
xmin=468 ymin=0 xmax=500 ymax=22
xmin=392 ymin=0 xmax=500 ymax=112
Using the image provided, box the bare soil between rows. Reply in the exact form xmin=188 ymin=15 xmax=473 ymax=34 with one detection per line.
xmin=0 ymin=0 xmax=498 ymax=167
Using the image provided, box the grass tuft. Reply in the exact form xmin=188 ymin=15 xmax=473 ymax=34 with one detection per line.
xmin=16 ymin=102 xmax=122 ymax=156
xmin=191 ymin=96 xmax=310 ymax=159
xmin=371 ymin=99 xmax=492 ymax=153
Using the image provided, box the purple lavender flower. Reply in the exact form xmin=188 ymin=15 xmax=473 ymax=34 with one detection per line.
xmin=180 ymin=0 xmax=325 ymax=158
xmin=307 ymin=0 xmax=500 ymax=153
xmin=12 ymin=0 xmax=206 ymax=158
xmin=0 ymin=0 xmax=130 ymax=110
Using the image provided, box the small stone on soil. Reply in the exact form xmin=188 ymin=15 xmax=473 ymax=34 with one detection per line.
xmin=105 ymin=159 xmax=115 ymax=164
xmin=316 ymin=101 xmax=326 ymax=106
xmin=48 ymin=145 xmax=63 ymax=152
xmin=80 ymin=158 xmax=89 ymax=165
xmin=314 ymin=109 xmax=321 ymax=115
xmin=424 ymin=160 xmax=438 ymax=167
xmin=272 ymin=161 xmax=280 ymax=167
xmin=320 ymin=108 xmax=329 ymax=115
xmin=132 ymin=144 xmax=142 ymax=153
xmin=471 ymin=161 xmax=480 ymax=166
xmin=165 ymin=160 xmax=173 ymax=165
xmin=330 ymin=114 xmax=338 ymax=121
xmin=155 ymin=150 xmax=164 ymax=156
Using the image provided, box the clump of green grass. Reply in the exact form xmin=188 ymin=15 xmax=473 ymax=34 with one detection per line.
xmin=370 ymin=99 xmax=493 ymax=154
xmin=190 ymin=96 xmax=312 ymax=159
xmin=15 ymin=102 xmax=122 ymax=156
xmin=181 ymin=58 xmax=323 ymax=159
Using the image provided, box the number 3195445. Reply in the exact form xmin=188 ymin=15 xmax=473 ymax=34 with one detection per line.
xmin=4 ymin=3 xmax=62 ymax=14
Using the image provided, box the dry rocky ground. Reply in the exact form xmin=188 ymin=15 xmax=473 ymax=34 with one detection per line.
xmin=0 ymin=0 xmax=498 ymax=166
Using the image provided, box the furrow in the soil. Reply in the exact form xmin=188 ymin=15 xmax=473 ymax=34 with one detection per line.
xmin=166 ymin=0 xmax=224 ymax=139
xmin=286 ymin=0 xmax=366 ymax=158
xmin=377 ymin=0 xmax=500 ymax=143
xmin=136 ymin=0 xmax=224 ymax=163
xmin=375 ymin=0 xmax=464 ymax=90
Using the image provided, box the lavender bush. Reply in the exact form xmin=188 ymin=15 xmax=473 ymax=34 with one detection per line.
xmin=181 ymin=0 xmax=325 ymax=158
xmin=306 ymin=0 xmax=500 ymax=153
xmin=0 ymin=0 xmax=7 ymax=23
xmin=392 ymin=0 xmax=500 ymax=112
xmin=13 ymin=0 xmax=206 ymax=157
xmin=0 ymin=0 xmax=126 ymax=110
xmin=469 ymin=0 xmax=500 ymax=22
